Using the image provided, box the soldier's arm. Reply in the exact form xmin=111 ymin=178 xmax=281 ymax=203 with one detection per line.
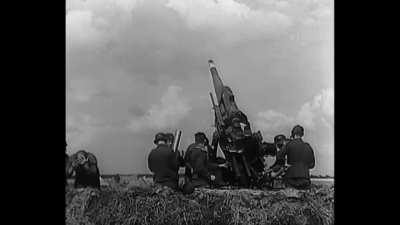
xmin=148 ymin=152 xmax=155 ymax=172
xmin=183 ymin=148 xmax=191 ymax=170
xmin=171 ymin=151 xmax=181 ymax=170
xmin=307 ymin=143 xmax=316 ymax=169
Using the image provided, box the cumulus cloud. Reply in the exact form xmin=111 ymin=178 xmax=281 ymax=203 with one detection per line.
xmin=66 ymin=113 xmax=103 ymax=151
xmin=297 ymin=88 xmax=333 ymax=128
xmin=166 ymin=0 xmax=292 ymax=43
xmin=128 ymin=85 xmax=191 ymax=132
xmin=68 ymin=78 xmax=99 ymax=103
xmin=66 ymin=0 xmax=333 ymax=175
xmin=66 ymin=9 xmax=107 ymax=48
xmin=255 ymin=88 xmax=334 ymax=133
xmin=256 ymin=110 xmax=294 ymax=131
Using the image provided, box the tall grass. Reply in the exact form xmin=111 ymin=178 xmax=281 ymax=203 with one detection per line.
xmin=66 ymin=181 xmax=334 ymax=225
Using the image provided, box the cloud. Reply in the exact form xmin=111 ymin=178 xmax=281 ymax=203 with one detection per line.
xmin=68 ymin=78 xmax=98 ymax=103
xmin=66 ymin=0 xmax=333 ymax=175
xmin=256 ymin=110 xmax=294 ymax=131
xmin=165 ymin=0 xmax=292 ymax=43
xmin=255 ymin=88 xmax=334 ymax=133
xmin=66 ymin=113 xmax=102 ymax=150
xmin=297 ymin=88 xmax=333 ymax=129
xmin=128 ymin=85 xmax=191 ymax=132
xmin=66 ymin=9 xmax=106 ymax=48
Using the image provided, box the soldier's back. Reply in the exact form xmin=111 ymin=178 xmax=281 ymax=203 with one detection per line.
xmin=286 ymin=139 xmax=314 ymax=165
xmin=284 ymin=139 xmax=314 ymax=179
xmin=148 ymin=144 xmax=178 ymax=185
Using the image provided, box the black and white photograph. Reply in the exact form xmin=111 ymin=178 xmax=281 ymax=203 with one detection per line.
xmin=66 ymin=0 xmax=334 ymax=224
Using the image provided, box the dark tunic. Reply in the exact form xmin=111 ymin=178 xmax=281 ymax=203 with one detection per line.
xmin=276 ymin=138 xmax=315 ymax=188
xmin=186 ymin=143 xmax=215 ymax=186
xmin=74 ymin=164 xmax=100 ymax=189
xmin=148 ymin=144 xmax=180 ymax=190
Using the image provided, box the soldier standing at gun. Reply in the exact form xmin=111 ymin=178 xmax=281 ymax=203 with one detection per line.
xmin=183 ymin=132 xmax=219 ymax=194
xmin=275 ymin=125 xmax=316 ymax=189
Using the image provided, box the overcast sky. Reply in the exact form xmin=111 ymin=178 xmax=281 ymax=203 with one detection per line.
xmin=66 ymin=0 xmax=334 ymax=176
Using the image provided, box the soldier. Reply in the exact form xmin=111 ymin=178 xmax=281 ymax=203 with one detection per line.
xmin=275 ymin=125 xmax=315 ymax=189
xmin=67 ymin=150 xmax=101 ymax=189
xmin=148 ymin=133 xmax=180 ymax=190
xmin=183 ymin=132 xmax=225 ymax=194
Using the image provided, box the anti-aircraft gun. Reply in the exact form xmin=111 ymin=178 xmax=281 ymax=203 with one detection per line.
xmin=208 ymin=60 xmax=266 ymax=188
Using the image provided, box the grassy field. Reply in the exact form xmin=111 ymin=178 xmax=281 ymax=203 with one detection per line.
xmin=66 ymin=175 xmax=334 ymax=225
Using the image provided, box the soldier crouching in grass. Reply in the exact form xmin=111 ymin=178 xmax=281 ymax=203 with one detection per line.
xmin=275 ymin=125 xmax=316 ymax=189
xmin=148 ymin=133 xmax=181 ymax=192
xmin=67 ymin=150 xmax=101 ymax=190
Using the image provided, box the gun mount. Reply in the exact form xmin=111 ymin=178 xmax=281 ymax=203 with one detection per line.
xmin=208 ymin=60 xmax=266 ymax=188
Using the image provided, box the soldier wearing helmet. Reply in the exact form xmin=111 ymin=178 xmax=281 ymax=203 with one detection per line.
xmin=183 ymin=132 xmax=227 ymax=194
xmin=275 ymin=125 xmax=315 ymax=189
xmin=148 ymin=132 xmax=181 ymax=190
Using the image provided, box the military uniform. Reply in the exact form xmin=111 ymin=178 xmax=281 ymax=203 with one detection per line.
xmin=183 ymin=142 xmax=220 ymax=194
xmin=148 ymin=143 xmax=180 ymax=190
xmin=276 ymin=138 xmax=315 ymax=189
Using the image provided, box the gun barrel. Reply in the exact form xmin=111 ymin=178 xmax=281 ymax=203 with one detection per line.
xmin=208 ymin=59 xmax=224 ymax=103
xmin=209 ymin=92 xmax=216 ymax=108
xmin=173 ymin=130 xmax=182 ymax=152
xmin=210 ymin=92 xmax=224 ymax=127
